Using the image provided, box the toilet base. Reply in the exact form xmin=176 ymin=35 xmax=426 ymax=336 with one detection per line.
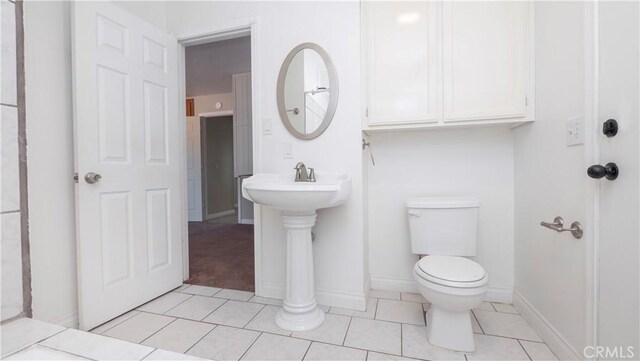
xmin=426 ymin=307 xmax=475 ymax=352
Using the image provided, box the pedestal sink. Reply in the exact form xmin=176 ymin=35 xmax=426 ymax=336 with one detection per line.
xmin=242 ymin=172 xmax=351 ymax=331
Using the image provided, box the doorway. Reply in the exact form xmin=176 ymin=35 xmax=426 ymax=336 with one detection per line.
xmin=184 ymin=37 xmax=255 ymax=292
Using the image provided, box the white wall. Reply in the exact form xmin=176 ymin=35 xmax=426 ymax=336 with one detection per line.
xmin=23 ymin=0 xmax=77 ymax=326
xmin=368 ymin=128 xmax=515 ymax=302
xmin=23 ymin=0 xmax=169 ymax=327
xmin=1 ymin=0 xmax=23 ymax=321
xmin=192 ymin=93 xmax=233 ymax=114
xmin=513 ymin=2 xmax=588 ymax=357
xmin=166 ymin=1 xmax=366 ymax=309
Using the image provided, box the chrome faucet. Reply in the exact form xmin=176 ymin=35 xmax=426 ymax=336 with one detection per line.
xmin=294 ymin=162 xmax=316 ymax=182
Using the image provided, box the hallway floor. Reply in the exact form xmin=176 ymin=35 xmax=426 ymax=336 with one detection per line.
xmin=187 ymin=214 xmax=254 ymax=292
xmin=1 ymin=285 xmax=559 ymax=361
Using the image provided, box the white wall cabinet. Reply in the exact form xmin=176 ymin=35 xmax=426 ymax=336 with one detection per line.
xmin=362 ymin=1 xmax=533 ymax=131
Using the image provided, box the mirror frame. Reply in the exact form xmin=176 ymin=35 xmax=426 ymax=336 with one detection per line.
xmin=276 ymin=42 xmax=339 ymax=140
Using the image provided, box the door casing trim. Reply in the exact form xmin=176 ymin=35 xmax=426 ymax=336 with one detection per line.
xmin=176 ymin=17 xmax=263 ymax=293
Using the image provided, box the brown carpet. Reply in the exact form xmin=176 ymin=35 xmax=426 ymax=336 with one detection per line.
xmin=186 ymin=220 xmax=255 ymax=292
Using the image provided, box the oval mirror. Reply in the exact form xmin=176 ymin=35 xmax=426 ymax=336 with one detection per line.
xmin=277 ymin=43 xmax=339 ymax=140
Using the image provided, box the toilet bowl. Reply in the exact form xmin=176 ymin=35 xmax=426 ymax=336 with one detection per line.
xmin=413 ymin=255 xmax=488 ymax=352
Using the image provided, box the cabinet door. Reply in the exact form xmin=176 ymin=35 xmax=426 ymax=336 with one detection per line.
xmin=365 ymin=1 xmax=440 ymax=126
xmin=443 ymin=1 xmax=528 ymax=122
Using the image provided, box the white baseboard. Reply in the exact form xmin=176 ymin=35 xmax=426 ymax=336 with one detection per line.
xmin=485 ymin=286 xmax=513 ymax=303
xmin=239 ymin=218 xmax=254 ymax=224
xmin=206 ymin=209 xmax=235 ymax=220
xmin=260 ymin=282 xmax=367 ymax=311
xmin=513 ymin=290 xmax=581 ymax=360
xmin=370 ymin=275 xmax=513 ymax=303
xmin=370 ymin=275 xmax=418 ymax=293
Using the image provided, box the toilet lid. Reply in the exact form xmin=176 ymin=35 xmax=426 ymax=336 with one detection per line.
xmin=417 ymin=255 xmax=486 ymax=283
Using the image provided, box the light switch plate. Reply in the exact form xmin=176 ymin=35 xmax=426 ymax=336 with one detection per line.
xmin=566 ymin=116 xmax=584 ymax=146
xmin=283 ymin=142 xmax=293 ymax=159
xmin=263 ymin=117 xmax=273 ymax=135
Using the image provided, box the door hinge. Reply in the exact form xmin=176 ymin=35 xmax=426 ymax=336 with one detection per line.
xmin=73 ymin=172 xmax=79 ymax=183
xmin=525 ymin=95 xmax=528 ymax=106
xmin=365 ymin=108 xmax=368 ymax=117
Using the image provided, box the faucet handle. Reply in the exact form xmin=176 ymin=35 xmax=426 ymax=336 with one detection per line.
xmin=308 ymin=168 xmax=316 ymax=182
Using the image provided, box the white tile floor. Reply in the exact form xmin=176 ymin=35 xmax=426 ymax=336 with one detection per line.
xmin=1 ymin=286 xmax=559 ymax=361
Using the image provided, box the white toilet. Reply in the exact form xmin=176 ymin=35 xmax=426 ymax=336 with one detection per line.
xmin=407 ymin=197 xmax=488 ymax=352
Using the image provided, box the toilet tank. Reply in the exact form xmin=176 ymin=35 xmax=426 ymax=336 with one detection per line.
xmin=407 ymin=197 xmax=479 ymax=256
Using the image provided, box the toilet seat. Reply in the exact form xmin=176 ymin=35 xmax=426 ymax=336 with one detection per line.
xmin=415 ymin=255 xmax=487 ymax=288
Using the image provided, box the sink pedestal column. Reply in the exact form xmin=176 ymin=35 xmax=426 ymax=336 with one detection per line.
xmin=275 ymin=211 xmax=325 ymax=332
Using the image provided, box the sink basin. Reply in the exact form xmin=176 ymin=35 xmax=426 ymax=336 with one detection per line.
xmin=242 ymin=173 xmax=351 ymax=212
xmin=242 ymin=171 xmax=351 ymax=332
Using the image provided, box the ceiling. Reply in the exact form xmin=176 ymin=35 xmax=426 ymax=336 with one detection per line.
xmin=185 ymin=36 xmax=251 ymax=97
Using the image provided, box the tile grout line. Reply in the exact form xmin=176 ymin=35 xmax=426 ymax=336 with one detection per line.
xmin=340 ymin=316 xmax=353 ymax=347
xmin=138 ymin=317 xmax=179 ymax=345
xmin=400 ymin=322 xmax=404 ymax=357
xmin=517 ymin=339 xmax=534 ymax=361
xmin=0 ymin=209 xmax=20 ymax=215
xmin=1 ymin=327 xmax=68 ymax=359
xmin=139 ymin=347 xmax=157 ymax=361
xmin=237 ymin=331 xmax=264 ymax=360
xmin=471 ymin=310 xmax=485 ymax=334
xmin=237 ymin=302 xmax=266 ymax=328
xmin=91 ymin=310 xmax=141 ymax=335
xmin=301 ymin=340 xmax=313 ymax=360
xmin=36 ymin=342 xmax=100 ymax=361
xmin=159 ymin=294 xmax=195 ymax=315
xmin=182 ymin=324 xmax=219 ymax=356
xmin=193 ymin=298 xmax=230 ymax=322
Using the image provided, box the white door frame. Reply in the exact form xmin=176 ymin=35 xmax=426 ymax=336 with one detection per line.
xmin=584 ymin=1 xmax=600 ymax=352
xmin=176 ymin=18 xmax=263 ymax=293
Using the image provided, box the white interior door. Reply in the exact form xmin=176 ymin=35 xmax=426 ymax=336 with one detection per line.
xmin=596 ymin=1 xmax=639 ymax=353
xmin=72 ymin=2 xmax=182 ymax=330
xmin=187 ymin=116 xmax=203 ymax=221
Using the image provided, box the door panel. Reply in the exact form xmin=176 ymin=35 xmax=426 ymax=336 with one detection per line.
xmin=186 ymin=116 xmax=203 ymax=221
xmin=73 ymin=1 xmax=182 ymax=330
xmin=597 ymin=1 xmax=640 ymax=353
xmin=233 ymin=72 xmax=254 ymax=224
xmin=443 ymin=1 xmax=527 ymax=122
xmin=365 ymin=1 xmax=439 ymax=125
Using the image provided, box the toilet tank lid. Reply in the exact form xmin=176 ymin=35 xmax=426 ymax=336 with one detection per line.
xmin=406 ymin=197 xmax=479 ymax=209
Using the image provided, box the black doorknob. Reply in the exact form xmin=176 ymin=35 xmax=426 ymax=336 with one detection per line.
xmin=587 ymin=162 xmax=619 ymax=180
